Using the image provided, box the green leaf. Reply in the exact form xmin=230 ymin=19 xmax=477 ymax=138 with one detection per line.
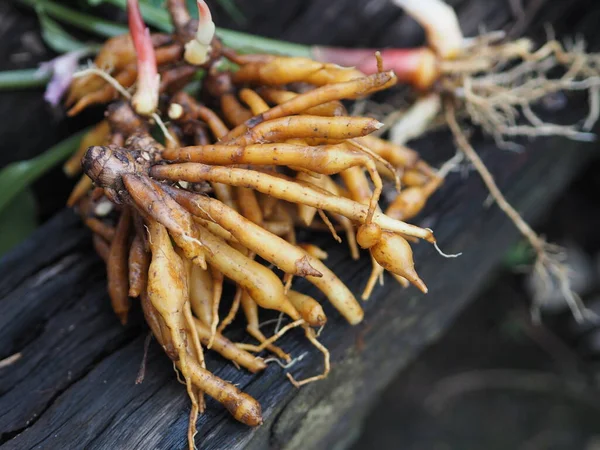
xmin=0 ymin=128 xmax=89 ymax=215
xmin=37 ymin=11 xmax=87 ymax=53
xmin=0 ymin=189 xmax=38 ymax=256
xmin=0 ymin=69 xmax=50 ymax=90
xmin=19 ymin=0 xmax=129 ymax=37
xmin=100 ymin=0 xmax=311 ymax=55
xmin=214 ymin=0 xmax=247 ymax=25
xmin=18 ymin=0 xmax=312 ymax=55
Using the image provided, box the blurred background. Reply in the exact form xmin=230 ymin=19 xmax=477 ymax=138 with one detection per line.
xmin=2 ymin=0 xmax=600 ymax=448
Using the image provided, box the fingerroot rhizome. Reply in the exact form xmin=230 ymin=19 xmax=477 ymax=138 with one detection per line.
xmin=63 ymin=0 xmax=444 ymax=447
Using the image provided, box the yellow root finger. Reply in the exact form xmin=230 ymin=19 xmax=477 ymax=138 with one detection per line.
xmin=298 ymin=243 xmax=328 ymax=260
xmin=259 ymin=87 xmax=345 ymax=117
xmin=164 ymin=187 xmax=364 ymax=324
xmin=187 ymin=358 xmax=263 ymax=426
xmin=239 ymin=88 xmax=270 ymax=115
xmin=248 ymin=71 xmax=396 ymax=127
xmin=189 ymin=263 xmax=214 ymax=326
xmin=287 ymin=290 xmax=327 ymax=327
xmin=227 ymin=115 xmax=383 ymax=146
xmin=194 ymin=318 xmax=266 ymax=373
xmin=152 ymin=163 xmax=434 ymax=242
xmin=370 ymin=232 xmax=427 ymax=293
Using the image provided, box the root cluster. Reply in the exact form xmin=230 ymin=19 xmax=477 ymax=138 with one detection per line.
xmin=442 ymin=33 xmax=600 ymax=147
xmin=61 ymin=2 xmax=443 ymax=447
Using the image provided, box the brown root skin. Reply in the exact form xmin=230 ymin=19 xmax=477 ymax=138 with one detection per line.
xmin=107 ymin=207 xmax=131 ymax=324
xmin=66 ymin=175 xmax=94 ymax=207
xmin=221 ymin=93 xmax=253 ymax=127
xmin=386 ymin=177 xmax=442 ymax=221
xmin=170 ymin=91 xmax=230 ymax=139
xmin=358 ymin=135 xmax=420 ymax=168
xmin=92 ymin=234 xmax=110 ymax=262
xmin=125 ymin=131 xmax=165 ymax=163
xmin=122 ymin=175 xmax=206 ymax=267
xmin=237 ymin=187 xmax=264 ymax=225
xmin=232 ymin=57 xmax=326 ymax=85
xmin=239 ymin=88 xmax=270 ymax=115
xmin=193 ymin=223 xmax=300 ymax=320
xmin=203 ymin=70 xmax=234 ymax=98
xmin=85 ymin=218 xmax=116 ymax=242
xmin=160 ymin=65 xmax=198 ymax=94
xmin=167 ymin=0 xmax=191 ymax=37
xmin=82 ymin=145 xmax=145 ymax=204
xmin=68 ymin=65 xmax=138 ymax=116
xmin=128 ymin=234 xmax=150 ymax=298
xmin=106 ymin=101 xmax=148 ymax=136
xmin=298 ymin=243 xmax=328 ymax=260
xmin=232 ymin=56 xmax=363 ymax=87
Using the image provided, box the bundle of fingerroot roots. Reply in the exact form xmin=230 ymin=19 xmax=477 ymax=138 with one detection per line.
xmin=61 ymin=0 xmax=443 ymax=446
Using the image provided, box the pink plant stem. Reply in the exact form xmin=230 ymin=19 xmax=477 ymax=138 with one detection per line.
xmin=197 ymin=0 xmax=213 ymax=26
xmin=127 ymin=0 xmax=160 ymax=115
xmin=313 ymin=46 xmax=439 ymax=90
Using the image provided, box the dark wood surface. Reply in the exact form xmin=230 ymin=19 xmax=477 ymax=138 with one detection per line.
xmin=1 ymin=0 xmax=600 ymax=449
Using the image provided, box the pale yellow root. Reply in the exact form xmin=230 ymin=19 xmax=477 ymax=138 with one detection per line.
xmin=146 ymin=220 xmax=202 ymax=444
xmin=239 ymin=88 xmax=270 ymax=115
xmin=287 ymin=325 xmax=330 ymax=387
xmin=164 ymin=186 xmax=364 ymax=325
xmin=226 ymin=115 xmax=383 ymax=146
xmin=287 ymin=290 xmax=327 ymax=327
xmin=240 ymin=291 xmax=291 ymax=361
xmin=194 ymin=318 xmax=267 ymax=373
xmin=236 ymin=319 xmax=304 ymax=353
xmin=208 ymin=266 xmax=224 ymax=349
xmin=217 ymin=285 xmax=243 ymax=334
xmin=151 ymin=163 xmax=435 ymax=242
xmin=370 ymin=232 xmax=427 ymax=293
xmin=188 ymin=263 xmax=213 ymax=326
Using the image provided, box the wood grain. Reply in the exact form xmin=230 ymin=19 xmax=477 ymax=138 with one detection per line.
xmin=1 ymin=0 xmax=599 ymax=448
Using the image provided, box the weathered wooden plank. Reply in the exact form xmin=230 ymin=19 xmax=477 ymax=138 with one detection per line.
xmin=1 ymin=0 xmax=600 ymax=448
xmin=0 ymin=136 xmax=593 ymax=450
